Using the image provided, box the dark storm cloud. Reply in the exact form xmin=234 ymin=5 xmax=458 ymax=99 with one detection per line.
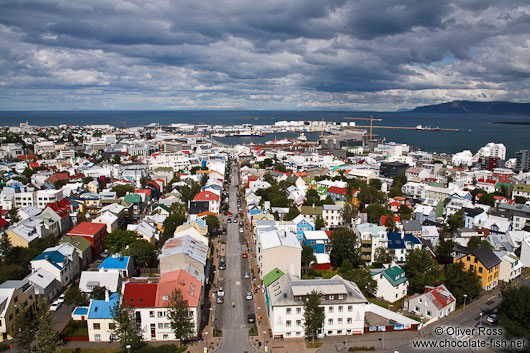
xmin=0 ymin=0 xmax=528 ymax=110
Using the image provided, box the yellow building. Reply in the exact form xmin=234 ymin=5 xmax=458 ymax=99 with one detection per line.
xmin=453 ymin=245 xmax=500 ymax=291
xmin=0 ymin=280 xmax=36 ymax=342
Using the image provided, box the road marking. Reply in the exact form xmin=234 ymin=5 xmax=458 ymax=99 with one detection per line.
xmin=236 ymin=281 xmax=241 ymax=286
xmin=487 ymin=295 xmax=496 ymax=300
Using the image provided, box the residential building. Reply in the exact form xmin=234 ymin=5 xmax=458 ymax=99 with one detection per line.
xmin=6 ymin=217 xmax=46 ymax=247
xmin=302 ymin=230 xmax=329 ymax=254
xmin=30 ymin=243 xmax=80 ymax=288
xmin=60 ymin=236 xmax=93 ymax=271
xmin=158 ymin=236 xmax=208 ymax=277
xmin=405 ymin=285 xmax=456 ymax=322
xmin=87 ymin=292 xmax=120 ymax=342
xmin=322 ymin=204 xmax=343 ymax=228
xmin=371 ymin=266 xmax=408 ymax=302
xmin=192 ymin=191 xmax=220 ymax=214
xmin=24 ymin=267 xmax=59 ymax=302
xmin=493 ymin=251 xmax=522 ymax=283
xmin=387 ymin=233 xmax=422 ymax=262
xmin=0 ymin=280 xmax=36 ymax=342
xmin=292 ymin=214 xmax=315 ymax=241
xmin=453 ymin=245 xmax=501 ymax=290
xmin=79 ymin=271 xmax=122 ymax=293
xmin=266 ymin=274 xmax=367 ymax=338
xmin=98 ymin=256 xmax=134 ymax=278
xmin=515 ymin=150 xmax=530 ymax=172
xmin=355 ymin=223 xmax=387 ymax=264
xmin=512 ymin=184 xmax=530 ymax=200
xmin=256 ymin=227 xmax=302 ymax=279
xmin=380 ymin=162 xmax=409 ymax=179
xmin=67 ymin=222 xmax=107 ymax=257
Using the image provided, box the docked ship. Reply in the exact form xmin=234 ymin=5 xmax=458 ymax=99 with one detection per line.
xmin=211 ymin=132 xmax=228 ymax=137
xmin=416 ymin=125 xmax=441 ymax=131
xmin=232 ymin=130 xmax=265 ymax=136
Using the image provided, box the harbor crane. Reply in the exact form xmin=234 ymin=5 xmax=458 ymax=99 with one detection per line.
xmin=343 ymin=116 xmax=382 ymax=140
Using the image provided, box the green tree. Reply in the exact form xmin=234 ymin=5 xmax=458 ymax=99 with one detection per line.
xmin=82 ymin=176 xmax=94 ymax=184
xmin=341 ymin=202 xmax=357 ymax=226
xmin=111 ymin=184 xmax=134 ymax=198
xmin=514 ymin=196 xmax=528 ymax=205
xmin=64 ymin=286 xmax=89 ymax=306
xmin=314 ymin=215 xmax=325 ymax=230
xmin=283 ymin=206 xmax=300 ymax=221
xmin=140 ymin=176 xmax=151 ymax=188
xmin=205 ymin=214 xmax=220 ymax=236
xmin=105 ymin=230 xmax=139 ymax=254
xmin=91 ymin=285 xmax=106 ymax=300
xmin=112 ymin=302 xmax=144 ymax=350
xmin=393 ymin=174 xmax=407 ymax=189
xmin=274 ymin=163 xmax=287 ymax=172
xmin=0 ymin=233 xmax=12 ymax=264
xmin=372 ymin=247 xmax=393 ymax=268
xmin=447 ymin=210 xmax=465 ymax=231
xmin=303 ymin=290 xmax=325 ymax=343
xmin=398 ymin=204 xmax=412 ymax=221
xmin=499 ymin=286 xmax=530 ymax=340
xmin=301 ymin=245 xmax=316 ymax=274
xmin=340 ymin=267 xmax=378 ymax=297
xmin=329 ymin=228 xmax=362 ymax=268
xmin=34 ymin=298 xmax=59 ymax=353
xmin=8 ymin=207 xmax=20 ymax=225
xmin=358 ymin=186 xmax=386 ymax=207
xmin=162 ymin=212 xmax=186 ymax=244
xmin=467 ymin=237 xmax=492 ymax=250
xmin=477 ymin=193 xmax=495 ymax=207
xmin=304 ymin=189 xmax=322 ymax=207
xmin=365 ymin=204 xmax=390 ymax=224
xmin=369 ymin=178 xmax=382 ymax=190
xmin=403 ymin=248 xmax=439 ymax=293
xmin=167 ymin=288 xmax=195 ymax=341
xmin=14 ymin=305 xmax=35 ymax=353
xmin=443 ymin=262 xmax=481 ymax=305
xmin=122 ymin=239 xmax=157 ymax=268
xmin=435 ymin=238 xmax=456 ymax=264
xmin=54 ymin=179 xmax=68 ymax=190
xmin=388 ymin=187 xmax=403 ymax=198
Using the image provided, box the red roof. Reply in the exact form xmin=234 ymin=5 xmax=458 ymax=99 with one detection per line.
xmin=17 ymin=154 xmax=36 ymax=160
xmin=29 ymin=162 xmax=40 ymax=168
xmin=193 ymin=190 xmax=219 ymax=201
xmin=134 ymin=189 xmax=152 ymax=196
xmin=327 ymin=186 xmax=347 ymax=195
xmin=46 ymin=173 xmax=70 ymax=184
xmin=156 ymin=270 xmax=201 ymax=308
xmin=146 ymin=181 xmax=160 ymax=190
xmin=0 ymin=217 xmax=8 ymax=228
xmin=67 ymin=222 xmax=106 ymax=237
xmin=198 ymin=211 xmax=217 ymax=218
xmin=477 ymin=179 xmax=496 ymax=185
xmin=123 ymin=282 xmax=158 ymax=308
xmin=389 ymin=201 xmax=401 ymax=207
xmin=273 ymin=170 xmax=291 ymax=176
xmin=424 ymin=285 xmax=455 ymax=310
xmin=46 ymin=199 xmax=71 ymax=219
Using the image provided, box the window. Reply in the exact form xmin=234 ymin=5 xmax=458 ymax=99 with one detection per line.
xmin=163 ymin=334 xmax=168 ymax=340
xmin=338 ymin=306 xmax=343 ymax=312
xmin=109 ymin=323 xmax=115 ymax=330
xmin=479 ymin=267 xmax=483 ymax=273
xmin=150 ymin=311 xmax=155 ymax=317
xmin=286 ymin=320 xmax=292 ymax=327
xmin=158 ymin=312 xmax=163 ymax=318
xmin=296 ymin=320 xmax=301 ymax=326
xmin=328 ymin=319 xmax=333 ymax=325
xmin=164 ymin=323 xmax=171 ymax=328
xmin=296 ymin=332 xmax=301 ymax=336
xmin=348 ymin=306 xmax=352 ymax=312
xmin=419 ymin=298 xmax=422 ymax=303
xmin=347 ymin=318 xmax=352 ymax=324
xmin=286 ymin=332 xmax=291 ymax=337
xmin=94 ymin=334 xmax=101 ymax=341
xmin=93 ymin=323 xmax=100 ymax=330
xmin=328 ymin=306 xmax=334 ymax=313
xmin=286 ymin=308 xmax=291 ymax=315
xmin=337 ymin=295 xmax=344 ymax=300
xmin=426 ymin=310 xmax=432 ymax=317
xmin=158 ymin=323 xmax=164 ymax=329
xmin=338 ymin=318 xmax=343 ymax=324
xmin=329 ymin=295 xmax=335 ymax=300
xmin=296 ymin=308 xmax=301 ymax=314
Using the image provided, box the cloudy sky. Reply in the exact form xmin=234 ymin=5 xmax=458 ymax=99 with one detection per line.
xmin=0 ymin=0 xmax=529 ymax=111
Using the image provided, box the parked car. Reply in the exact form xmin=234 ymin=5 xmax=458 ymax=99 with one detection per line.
xmin=242 ymin=252 xmax=248 ymax=258
xmin=239 ymin=227 xmax=244 ymax=233
xmin=247 ymin=314 xmax=256 ymax=323
xmin=219 ymin=262 xmax=226 ymax=270
xmin=487 ymin=314 xmax=498 ymax=324
xmin=216 ymin=296 xmax=224 ymax=304
xmin=49 ymin=300 xmax=62 ymax=312
xmin=244 ymin=272 xmax=250 ymax=279
xmin=229 ymin=212 xmax=233 ymax=217
xmin=246 ymin=291 xmax=253 ymax=300
xmin=227 ymin=218 xmax=232 ymax=223
xmin=217 ymin=287 xmax=225 ymax=297
xmin=239 ymin=221 xmax=244 ymax=226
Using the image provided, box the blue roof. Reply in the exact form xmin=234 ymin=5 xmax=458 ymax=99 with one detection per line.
xmin=387 ymin=232 xmax=405 ymax=249
xmin=73 ymin=307 xmax=89 ymax=316
xmin=98 ymin=256 xmax=130 ymax=270
xmin=249 ymin=209 xmax=263 ymax=216
xmin=404 ymin=233 xmax=421 ymax=245
xmin=33 ymin=251 xmax=66 ymax=270
xmin=87 ymin=293 xmax=120 ymax=319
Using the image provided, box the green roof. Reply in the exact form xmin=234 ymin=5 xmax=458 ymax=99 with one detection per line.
xmin=300 ymin=205 xmax=323 ymax=215
xmin=263 ymin=268 xmax=285 ymax=287
xmin=60 ymin=236 xmax=92 ymax=252
xmin=372 ymin=266 xmax=407 ymax=287
xmin=427 ymin=181 xmax=444 ymax=187
xmin=124 ymin=194 xmax=142 ymax=203
xmin=152 ymin=203 xmax=170 ymax=212
xmin=514 ymin=184 xmax=530 ymax=193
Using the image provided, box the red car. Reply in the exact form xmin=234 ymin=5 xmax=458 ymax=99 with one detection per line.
xmin=242 ymin=252 xmax=248 ymax=259
xmin=229 ymin=212 xmax=233 ymax=217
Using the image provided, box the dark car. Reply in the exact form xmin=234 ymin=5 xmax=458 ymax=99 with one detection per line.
xmin=247 ymin=314 xmax=256 ymax=323
xmin=487 ymin=314 xmax=498 ymax=324
xmin=219 ymin=262 xmax=226 ymax=270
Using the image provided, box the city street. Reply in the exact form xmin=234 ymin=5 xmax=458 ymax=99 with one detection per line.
xmin=215 ymin=160 xmax=258 ymax=353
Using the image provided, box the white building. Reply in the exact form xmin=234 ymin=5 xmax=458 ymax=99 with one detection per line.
xmin=322 ymin=204 xmax=343 ymax=228
xmin=266 ymin=274 xmax=367 ymax=338
xmin=371 ymin=265 xmax=408 ymax=303
xmin=256 ymin=227 xmax=302 ymax=279
xmin=493 ymin=251 xmax=522 ymax=282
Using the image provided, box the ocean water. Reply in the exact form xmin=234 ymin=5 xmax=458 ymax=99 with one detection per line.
xmin=0 ymin=110 xmax=528 ymax=157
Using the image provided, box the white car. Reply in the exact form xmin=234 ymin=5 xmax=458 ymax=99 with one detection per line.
xmin=239 ymin=227 xmax=244 ymax=233
xmin=217 ymin=287 xmax=225 ymax=297
xmin=57 ymin=294 xmax=65 ymax=303
xmin=50 ymin=300 xmax=62 ymax=312
xmin=246 ymin=291 xmax=253 ymax=300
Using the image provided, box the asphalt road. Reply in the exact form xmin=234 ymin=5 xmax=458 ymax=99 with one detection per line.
xmin=215 ymin=160 xmax=257 ymax=353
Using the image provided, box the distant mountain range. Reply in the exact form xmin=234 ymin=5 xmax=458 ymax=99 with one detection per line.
xmin=410 ymin=100 xmax=530 ymax=116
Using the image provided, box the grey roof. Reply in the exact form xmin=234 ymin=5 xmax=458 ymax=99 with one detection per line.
xmin=402 ymin=220 xmax=422 ymax=231
xmin=473 ymin=246 xmax=501 ymax=269
xmin=268 ymin=273 xmax=366 ymax=307
xmin=0 ymin=280 xmax=29 ymax=290
xmin=323 ymin=204 xmax=342 ymax=211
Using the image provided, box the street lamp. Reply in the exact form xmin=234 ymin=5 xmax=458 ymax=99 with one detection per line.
xmin=126 ymin=344 xmax=131 ymax=353
xmin=479 ymin=312 xmax=483 ymax=326
xmin=463 ymin=294 xmax=468 ymax=312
